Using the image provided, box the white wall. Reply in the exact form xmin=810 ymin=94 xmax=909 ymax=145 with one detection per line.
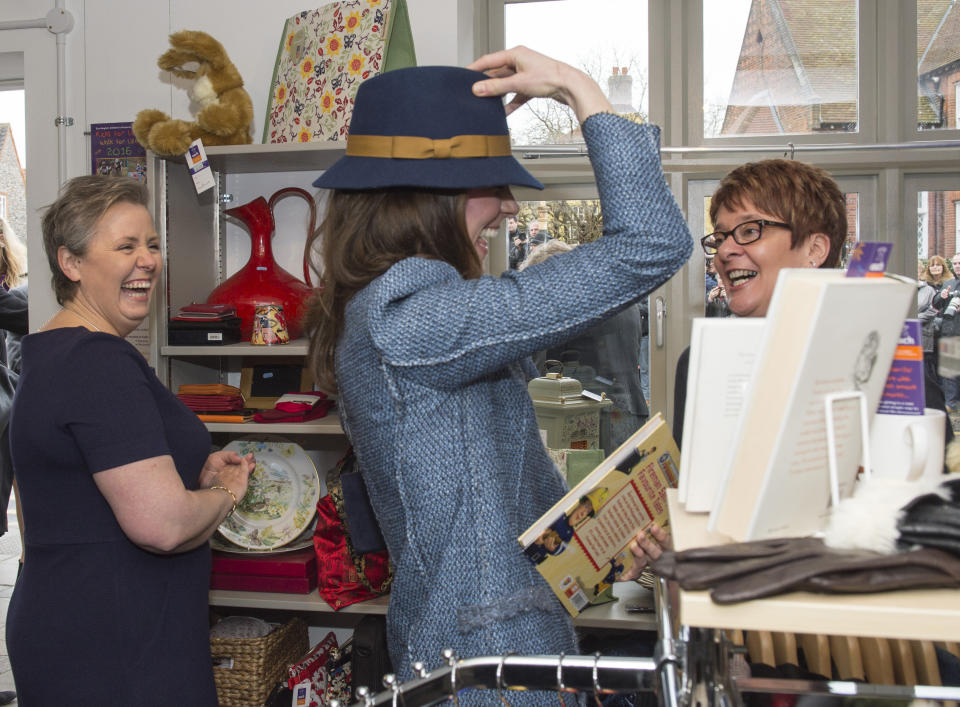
xmin=0 ymin=0 xmax=468 ymax=328
xmin=74 ymin=0 xmax=461 ymax=178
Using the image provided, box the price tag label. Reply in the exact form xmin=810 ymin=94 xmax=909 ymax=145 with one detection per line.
xmin=185 ymin=139 xmax=215 ymax=194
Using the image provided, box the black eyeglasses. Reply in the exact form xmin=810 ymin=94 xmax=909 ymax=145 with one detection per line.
xmin=701 ymin=219 xmax=791 ymax=255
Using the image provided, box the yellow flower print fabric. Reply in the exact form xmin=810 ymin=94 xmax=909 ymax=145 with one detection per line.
xmin=263 ymin=0 xmax=416 ymax=144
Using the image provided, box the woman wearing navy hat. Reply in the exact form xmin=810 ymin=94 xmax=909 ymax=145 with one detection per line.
xmin=305 ymin=47 xmax=690 ymax=699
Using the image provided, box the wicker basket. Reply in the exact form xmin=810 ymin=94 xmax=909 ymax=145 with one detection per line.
xmin=211 ymin=617 xmax=309 ymax=706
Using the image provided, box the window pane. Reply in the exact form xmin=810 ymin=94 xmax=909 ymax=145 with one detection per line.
xmin=918 ymin=189 xmax=960 ymax=268
xmin=503 ymin=1 xmax=648 ymax=145
xmin=0 ymin=89 xmax=26 ymax=243
xmin=512 ymin=198 xmax=648 ymax=452
xmin=839 ymin=192 xmax=860 ymax=269
xmin=508 ymin=198 xmax=603 ymax=271
xmin=917 ymin=1 xmax=960 ymax=132
xmin=703 ymin=0 xmax=859 ymax=137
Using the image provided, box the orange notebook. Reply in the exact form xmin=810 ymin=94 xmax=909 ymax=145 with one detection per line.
xmin=196 ymin=410 xmax=254 ymax=424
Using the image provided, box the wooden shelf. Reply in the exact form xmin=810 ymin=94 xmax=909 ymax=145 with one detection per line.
xmin=572 ymin=581 xmax=657 ymax=631
xmin=160 ymin=141 xmax=570 ymax=181
xmin=162 ymin=339 xmax=310 ymax=357
xmin=161 ymin=141 xmax=346 ymax=175
xmin=208 ymin=581 xmax=657 ymax=631
xmin=666 ymin=490 xmax=960 ymax=641
xmin=203 ymin=412 xmax=344 ymax=436
xmin=209 ymin=588 xmax=389 ymax=616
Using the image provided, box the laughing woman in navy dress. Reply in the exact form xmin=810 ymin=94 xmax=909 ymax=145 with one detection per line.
xmin=7 ymin=176 xmax=255 ymax=705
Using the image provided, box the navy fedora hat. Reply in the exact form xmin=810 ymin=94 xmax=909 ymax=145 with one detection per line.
xmin=312 ymin=66 xmax=543 ymax=191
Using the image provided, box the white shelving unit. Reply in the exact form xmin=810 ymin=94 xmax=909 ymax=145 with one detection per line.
xmin=160 ymin=339 xmax=310 ymax=357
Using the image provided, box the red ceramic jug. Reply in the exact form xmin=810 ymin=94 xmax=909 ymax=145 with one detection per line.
xmin=206 ymin=187 xmax=316 ymax=341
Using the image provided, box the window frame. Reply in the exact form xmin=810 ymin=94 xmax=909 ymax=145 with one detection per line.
xmin=956 ymin=199 xmax=960 ymax=253
xmin=693 ymin=0 xmax=878 ymax=147
xmin=0 ymin=32 xmax=60 ymax=331
xmin=479 ymin=0 xmax=960 ymax=419
xmin=905 ymin=174 xmax=960 ymax=268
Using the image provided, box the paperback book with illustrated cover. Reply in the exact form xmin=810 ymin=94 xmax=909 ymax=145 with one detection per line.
xmin=519 ymin=413 xmax=679 ymax=616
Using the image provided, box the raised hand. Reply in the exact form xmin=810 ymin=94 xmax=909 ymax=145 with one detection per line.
xmin=467 ymin=46 xmax=613 ymax=123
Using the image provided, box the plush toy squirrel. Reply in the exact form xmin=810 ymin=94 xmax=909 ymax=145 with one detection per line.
xmin=133 ymin=30 xmax=254 ymax=156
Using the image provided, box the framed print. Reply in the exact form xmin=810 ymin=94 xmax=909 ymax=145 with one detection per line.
xmin=240 ymin=358 xmax=314 ymax=409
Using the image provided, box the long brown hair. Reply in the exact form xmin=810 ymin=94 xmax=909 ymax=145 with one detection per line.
xmin=0 ymin=217 xmax=27 ymax=290
xmin=924 ymin=254 xmax=950 ymax=287
xmin=304 ymin=188 xmax=482 ymax=393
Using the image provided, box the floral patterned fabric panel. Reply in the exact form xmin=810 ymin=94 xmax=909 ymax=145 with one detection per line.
xmin=264 ymin=0 xmax=394 ymax=144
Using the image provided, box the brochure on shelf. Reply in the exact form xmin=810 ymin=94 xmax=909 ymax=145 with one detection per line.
xmin=678 ymin=318 xmax=765 ymax=512
xmin=709 ymin=269 xmax=914 ymax=541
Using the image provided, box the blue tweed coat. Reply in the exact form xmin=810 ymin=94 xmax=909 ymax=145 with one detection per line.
xmin=335 ymin=114 xmax=692 ymax=697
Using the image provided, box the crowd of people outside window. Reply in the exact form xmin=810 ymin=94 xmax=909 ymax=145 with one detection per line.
xmin=705 ymin=256 xmax=730 ymax=318
xmin=507 ymin=218 xmax=552 ymax=270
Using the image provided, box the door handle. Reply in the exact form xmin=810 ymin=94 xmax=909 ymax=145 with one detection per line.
xmin=655 ymin=296 xmax=665 ymax=348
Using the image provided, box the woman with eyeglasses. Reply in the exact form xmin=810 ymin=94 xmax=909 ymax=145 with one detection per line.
xmin=673 ymin=159 xmax=952 ymax=452
xmin=673 ymin=159 xmax=848 ymax=448
xmin=700 ymin=161 xmax=844 ymax=318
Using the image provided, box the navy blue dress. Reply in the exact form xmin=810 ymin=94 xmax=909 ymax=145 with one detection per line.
xmin=7 ymin=328 xmax=217 ymax=706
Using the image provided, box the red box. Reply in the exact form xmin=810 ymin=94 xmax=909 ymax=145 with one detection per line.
xmin=210 ymin=573 xmax=317 ymax=593
xmin=212 ymin=548 xmax=316 ymax=577
xmin=210 ymin=548 xmax=318 ymax=593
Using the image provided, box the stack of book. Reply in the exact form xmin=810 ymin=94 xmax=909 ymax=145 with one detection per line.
xmin=176 ymin=384 xmax=253 ymax=423
xmin=210 ymin=547 xmax=318 ymax=593
xmin=169 ymin=303 xmax=242 ymax=346
xmin=679 ymin=268 xmax=915 ymax=542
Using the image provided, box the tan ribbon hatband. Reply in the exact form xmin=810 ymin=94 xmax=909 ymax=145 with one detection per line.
xmin=346 ymin=134 xmax=512 ymax=160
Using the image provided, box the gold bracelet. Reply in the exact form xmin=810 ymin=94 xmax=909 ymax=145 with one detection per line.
xmin=210 ymin=485 xmax=237 ymax=514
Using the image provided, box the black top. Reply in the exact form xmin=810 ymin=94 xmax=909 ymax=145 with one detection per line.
xmin=0 ymin=284 xmax=28 ymax=372
xmin=0 ymin=285 xmax=29 ymax=535
xmin=7 ymin=328 xmax=218 ymax=705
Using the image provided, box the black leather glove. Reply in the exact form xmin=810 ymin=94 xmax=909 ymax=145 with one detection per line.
xmin=895 ymin=477 xmax=960 ymax=554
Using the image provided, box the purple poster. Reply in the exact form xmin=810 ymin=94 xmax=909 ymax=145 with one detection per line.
xmin=90 ymin=122 xmax=146 ymax=184
xmin=845 ymin=242 xmax=893 ymax=278
xmin=877 ymin=319 xmax=925 ymax=415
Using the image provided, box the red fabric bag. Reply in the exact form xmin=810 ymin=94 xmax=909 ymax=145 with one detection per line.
xmin=313 ymin=452 xmax=392 ymax=610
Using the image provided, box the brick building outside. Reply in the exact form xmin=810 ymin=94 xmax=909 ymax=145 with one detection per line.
xmin=917 ymin=1 xmax=960 ymax=260
xmin=719 ymin=0 xmax=959 ymax=263
xmin=0 ymin=124 xmax=26 ymax=242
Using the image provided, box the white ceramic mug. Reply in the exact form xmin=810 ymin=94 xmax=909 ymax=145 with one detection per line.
xmin=869 ymin=408 xmax=946 ymax=482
